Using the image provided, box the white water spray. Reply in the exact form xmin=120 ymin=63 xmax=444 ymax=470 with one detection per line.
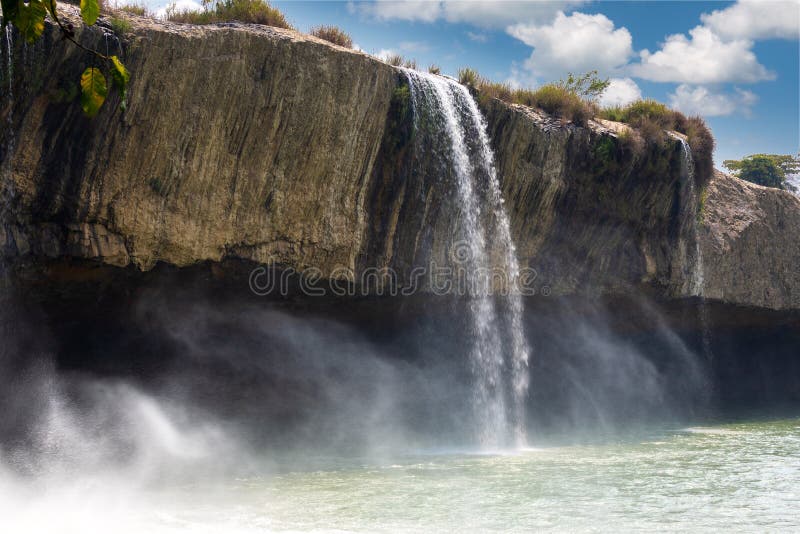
xmin=402 ymin=69 xmax=530 ymax=448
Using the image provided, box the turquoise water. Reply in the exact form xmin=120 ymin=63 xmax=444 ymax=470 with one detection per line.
xmin=3 ymin=418 xmax=799 ymax=533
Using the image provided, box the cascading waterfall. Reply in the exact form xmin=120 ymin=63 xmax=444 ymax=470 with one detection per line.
xmin=402 ymin=69 xmax=530 ymax=448
xmin=678 ymin=139 xmax=704 ymax=296
xmin=678 ymin=138 xmax=713 ymax=362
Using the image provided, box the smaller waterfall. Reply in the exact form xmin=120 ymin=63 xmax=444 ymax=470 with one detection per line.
xmin=3 ymin=24 xmax=13 ymax=178
xmin=402 ymin=69 xmax=530 ymax=448
xmin=678 ymin=138 xmax=704 ymax=297
xmin=678 ymin=138 xmax=714 ymax=363
xmin=1 ymin=25 xmax=14 ymax=281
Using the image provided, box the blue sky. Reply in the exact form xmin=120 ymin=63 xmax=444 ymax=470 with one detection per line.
xmin=141 ymin=0 xmax=799 ymax=165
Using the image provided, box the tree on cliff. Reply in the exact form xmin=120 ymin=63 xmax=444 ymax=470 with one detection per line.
xmin=723 ymin=154 xmax=800 ymax=192
xmin=1 ymin=0 xmax=129 ymax=116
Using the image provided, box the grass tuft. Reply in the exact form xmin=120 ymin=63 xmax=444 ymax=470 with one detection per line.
xmin=116 ymin=2 xmax=150 ymax=16
xmin=309 ymin=25 xmax=352 ymax=48
xmin=384 ymin=53 xmax=404 ymax=67
xmin=109 ymin=15 xmax=132 ymax=34
xmin=165 ymin=0 xmax=292 ymax=29
xmin=457 ymin=67 xmax=480 ymax=87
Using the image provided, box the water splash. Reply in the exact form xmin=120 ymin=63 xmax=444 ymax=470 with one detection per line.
xmin=402 ymin=69 xmax=530 ymax=448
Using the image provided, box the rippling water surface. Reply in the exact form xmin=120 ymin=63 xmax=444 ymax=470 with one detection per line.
xmin=3 ymin=418 xmax=799 ymax=533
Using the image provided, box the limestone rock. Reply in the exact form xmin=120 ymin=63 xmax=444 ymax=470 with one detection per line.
xmin=2 ymin=6 xmax=799 ymax=311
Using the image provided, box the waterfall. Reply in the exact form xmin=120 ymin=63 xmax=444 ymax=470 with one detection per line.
xmin=402 ymin=69 xmax=530 ymax=448
xmin=678 ymin=139 xmax=704 ymax=297
xmin=678 ymin=138 xmax=714 ymax=364
xmin=1 ymin=25 xmax=13 ymax=281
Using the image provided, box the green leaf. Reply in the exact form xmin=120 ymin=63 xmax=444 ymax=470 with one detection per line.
xmin=110 ymin=55 xmax=129 ymax=89
xmin=15 ymin=0 xmax=48 ymax=43
xmin=80 ymin=67 xmax=107 ymax=117
xmin=80 ymin=0 xmax=99 ymax=26
xmin=110 ymin=55 xmax=129 ymax=106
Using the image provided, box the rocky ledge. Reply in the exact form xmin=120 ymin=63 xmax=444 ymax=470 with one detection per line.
xmin=1 ymin=6 xmax=799 ymax=311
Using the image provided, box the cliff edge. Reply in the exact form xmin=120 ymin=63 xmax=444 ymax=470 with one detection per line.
xmin=2 ymin=6 xmax=798 ymax=311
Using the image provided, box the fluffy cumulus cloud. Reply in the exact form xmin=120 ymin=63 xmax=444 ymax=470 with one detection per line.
xmin=598 ymin=78 xmax=642 ymax=108
xmin=508 ymin=11 xmax=633 ymax=80
xmin=631 ymin=26 xmax=775 ymax=84
xmin=669 ymin=84 xmax=758 ymax=117
xmin=354 ymin=0 xmax=586 ymax=28
xmin=701 ymin=0 xmax=800 ymax=41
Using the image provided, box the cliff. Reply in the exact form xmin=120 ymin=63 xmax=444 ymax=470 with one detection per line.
xmin=701 ymin=170 xmax=800 ymax=310
xmin=2 ymin=7 xmax=799 ymax=311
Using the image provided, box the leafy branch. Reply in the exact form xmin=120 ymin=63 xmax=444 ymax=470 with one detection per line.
xmin=1 ymin=0 xmax=130 ymax=116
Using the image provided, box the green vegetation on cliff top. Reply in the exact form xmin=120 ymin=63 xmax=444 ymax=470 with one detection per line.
xmin=165 ymin=0 xmax=291 ymax=28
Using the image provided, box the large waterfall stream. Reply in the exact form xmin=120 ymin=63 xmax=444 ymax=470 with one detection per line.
xmin=402 ymin=69 xmax=530 ymax=448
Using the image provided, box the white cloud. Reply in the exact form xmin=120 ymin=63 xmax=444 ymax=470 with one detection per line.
xmin=701 ymin=0 xmax=800 ymax=41
xmin=505 ymin=61 xmax=537 ymax=89
xmin=157 ymin=0 xmax=202 ymax=18
xmin=357 ymin=0 xmax=586 ymax=28
xmin=467 ymin=31 xmax=488 ymax=43
xmin=598 ymin=77 xmax=642 ymax=108
xmin=669 ymin=84 xmax=758 ymax=116
xmin=631 ymin=26 xmax=775 ymax=84
xmin=375 ymin=49 xmax=397 ymax=61
xmin=508 ymin=11 xmax=634 ymax=79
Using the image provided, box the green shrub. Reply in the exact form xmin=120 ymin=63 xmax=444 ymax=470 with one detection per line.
xmin=459 ymin=68 xmax=595 ymax=125
xmin=599 ymin=99 xmax=715 ymax=184
xmin=166 ymin=0 xmax=292 ymax=28
xmin=599 ymin=98 xmax=693 ymax=135
xmin=458 ymin=67 xmax=480 ymax=87
xmin=685 ymin=116 xmax=715 ymax=184
xmin=427 ymin=64 xmax=440 ymax=75
xmin=116 ymin=2 xmax=149 ymax=16
xmin=529 ymin=84 xmax=595 ymax=126
xmin=309 ymin=25 xmax=352 ymax=48
xmin=697 ymin=185 xmax=709 ymax=224
xmin=636 ymin=116 xmax=667 ymax=146
xmin=617 ymin=128 xmax=645 ymax=159
xmin=476 ymin=80 xmax=513 ymax=106
xmin=385 ymin=53 xmax=404 ymax=67
xmin=723 ymin=154 xmax=793 ymax=189
xmin=555 ymin=70 xmax=610 ymax=101
xmin=109 ymin=15 xmax=132 ymax=34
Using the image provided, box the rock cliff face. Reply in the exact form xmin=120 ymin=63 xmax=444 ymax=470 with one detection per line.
xmin=701 ymin=170 xmax=800 ymax=310
xmin=3 ymin=7 xmax=397 ymax=273
xmin=2 ymin=7 xmax=799 ymax=311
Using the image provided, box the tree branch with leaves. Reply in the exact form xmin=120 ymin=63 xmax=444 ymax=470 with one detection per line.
xmin=1 ymin=0 xmax=129 ymax=116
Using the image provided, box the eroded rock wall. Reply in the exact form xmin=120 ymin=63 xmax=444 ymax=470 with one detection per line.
xmin=2 ymin=7 xmax=799 ymax=311
xmin=3 ymin=7 xmax=396 ymax=273
xmin=701 ymin=170 xmax=800 ymax=310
